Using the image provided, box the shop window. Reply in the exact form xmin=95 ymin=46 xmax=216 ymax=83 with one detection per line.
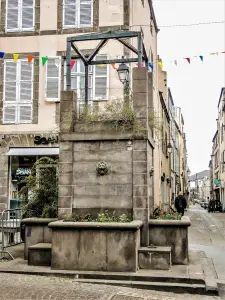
xmin=10 ymin=156 xmax=36 ymax=210
xmin=9 ymin=155 xmax=58 ymax=211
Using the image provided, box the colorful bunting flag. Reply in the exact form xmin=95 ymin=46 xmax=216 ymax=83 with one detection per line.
xmin=210 ymin=52 xmax=219 ymax=55
xmin=0 ymin=52 xmax=5 ymax=58
xmin=148 ymin=62 xmax=154 ymax=70
xmin=42 ymin=56 xmax=48 ymax=66
xmin=111 ymin=63 xmax=117 ymax=70
xmin=13 ymin=54 xmax=19 ymax=63
xmin=174 ymin=60 xmax=177 ymax=66
xmin=184 ymin=58 xmax=190 ymax=64
xmin=199 ymin=56 xmax=203 ymax=62
xmin=70 ymin=60 xmax=76 ymax=69
xmin=98 ymin=64 xmax=104 ymax=67
xmin=158 ymin=61 xmax=163 ymax=69
xmin=136 ymin=62 xmax=144 ymax=67
xmin=28 ymin=55 xmax=34 ymax=64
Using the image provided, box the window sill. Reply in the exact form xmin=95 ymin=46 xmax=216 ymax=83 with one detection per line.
xmin=45 ymin=98 xmax=59 ymax=102
xmin=62 ymin=25 xmax=93 ymax=30
xmin=5 ymin=29 xmax=35 ymax=33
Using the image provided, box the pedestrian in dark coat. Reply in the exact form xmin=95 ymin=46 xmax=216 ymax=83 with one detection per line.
xmin=175 ymin=192 xmax=187 ymax=216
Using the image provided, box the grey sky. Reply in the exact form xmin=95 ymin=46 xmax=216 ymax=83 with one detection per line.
xmin=152 ymin=0 xmax=225 ymax=175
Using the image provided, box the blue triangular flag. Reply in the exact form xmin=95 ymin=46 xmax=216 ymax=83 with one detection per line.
xmin=0 ymin=52 xmax=5 ymax=58
xmin=199 ymin=56 xmax=203 ymax=62
xmin=149 ymin=62 xmax=154 ymax=71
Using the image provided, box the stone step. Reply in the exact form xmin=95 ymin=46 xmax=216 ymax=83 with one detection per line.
xmin=138 ymin=246 xmax=171 ymax=270
xmin=28 ymin=243 xmax=52 ymax=267
xmin=73 ymin=278 xmax=212 ymax=295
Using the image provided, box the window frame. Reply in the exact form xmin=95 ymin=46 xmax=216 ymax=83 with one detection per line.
xmin=62 ymin=0 xmax=93 ymax=30
xmin=63 ymin=55 xmax=109 ymax=102
xmin=93 ymin=55 xmax=109 ymax=101
xmin=44 ymin=57 xmax=62 ymax=102
xmin=3 ymin=59 xmax=34 ymax=124
xmin=5 ymin=0 xmax=35 ymax=33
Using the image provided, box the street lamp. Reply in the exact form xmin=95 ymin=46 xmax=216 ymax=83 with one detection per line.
xmin=167 ymin=142 xmax=172 ymax=154
xmin=117 ymin=62 xmax=130 ymax=85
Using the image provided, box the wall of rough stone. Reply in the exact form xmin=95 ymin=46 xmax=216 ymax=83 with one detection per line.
xmin=72 ymin=140 xmax=133 ymax=217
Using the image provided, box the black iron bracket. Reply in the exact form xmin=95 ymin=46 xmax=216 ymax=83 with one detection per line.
xmin=66 ymin=30 xmax=149 ymax=104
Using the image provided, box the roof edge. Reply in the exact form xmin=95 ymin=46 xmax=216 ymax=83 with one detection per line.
xmin=148 ymin=0 xmax=160 ymax=33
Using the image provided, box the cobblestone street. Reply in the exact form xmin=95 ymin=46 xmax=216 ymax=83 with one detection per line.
xmin=0 ymin=272 xmax=219 ymax=300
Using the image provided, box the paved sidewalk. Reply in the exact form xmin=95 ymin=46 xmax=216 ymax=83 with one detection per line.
xmin=0 ymin=272 xmax=220 ymax=300
xmin=0 ymin=252 xmax=205 ymax=281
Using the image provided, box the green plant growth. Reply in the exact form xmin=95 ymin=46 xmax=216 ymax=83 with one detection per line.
xmin=19 ymin=157 xmax=58 ymax=218
xmin=63 ymin=211 xmax=130 ymax=223
xmin=152 ymin=206 xmax=182 ymax=220
xmin=78 ymin=99 xmax=145 ymax=137
xmin=153 ymin=212 xmax=182 ymax=220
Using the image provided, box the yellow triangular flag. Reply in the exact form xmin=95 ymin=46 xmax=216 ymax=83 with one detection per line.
xmin=158 ymin=61 xmax=163 ymax=69
xmin=98 ymin=64 xmax=104 ymax=67
xmin=13 ymin=53 xmax=19 ymax=63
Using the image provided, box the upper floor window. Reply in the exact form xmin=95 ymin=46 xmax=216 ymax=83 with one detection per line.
xmin=45 ymin=58 xmax=61 ymax=102
xmin=44 ymin=55 xmax=109 ymax=103
xmin=6 ymin=0 xmax=35 ymax=32
xmin=62 ymin=0 xmax=93 ymax=29
xmin=63 ymin=55 xmax=109 ymax=102
xmin=3 ymin=60 xmax=33 ymax=124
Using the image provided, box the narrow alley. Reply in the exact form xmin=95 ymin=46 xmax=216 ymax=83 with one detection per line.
xmin=188 ymin=203 xmax=225 ymax=298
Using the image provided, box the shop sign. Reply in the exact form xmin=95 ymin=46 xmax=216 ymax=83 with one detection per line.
xmin=214 ymin=179 xmax=221 ymax=185
xmin=34 ymin=135 xmax=58 ymax=145
xmin=13 ymin=168 xmax=31 ymax=181
xmin=16 ymin=168 xmax=31 ymax=176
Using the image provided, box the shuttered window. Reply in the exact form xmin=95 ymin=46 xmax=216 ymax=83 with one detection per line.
xmin=63 ymin=0 xmax=92 ymax=29
xmin=3 ymin=60 xmax=33 ymax=124
xmin=93 ymin=55 xmax=108 ymax=100
xmin=6 ymin=0 xmax=35 ymax=32
xmin=45 ymin=58 xmax=61 ymax=101
xmin=63 ymin=55 xmax=109 ymax=102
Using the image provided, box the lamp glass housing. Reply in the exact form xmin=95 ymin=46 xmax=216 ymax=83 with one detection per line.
xmin=117 ymin=63 xmax=129 ymax=84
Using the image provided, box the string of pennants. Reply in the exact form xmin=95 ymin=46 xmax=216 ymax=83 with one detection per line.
xmin=0 ymin=51 xmax=118 ymax=69
xmin=0 ymin=51 xmax=224 ymax=71
xmin=149 ymin=51 xmax=225 ymax=70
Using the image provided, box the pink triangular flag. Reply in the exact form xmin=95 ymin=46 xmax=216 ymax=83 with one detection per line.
xmin=70 ymin=60 xmax=76 ymax=69
xmin=185 ymin=58 xmax=190 ymax=64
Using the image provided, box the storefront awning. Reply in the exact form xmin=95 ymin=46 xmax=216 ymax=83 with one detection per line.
xmin=6 ymin=148 xmax=59 ymax=156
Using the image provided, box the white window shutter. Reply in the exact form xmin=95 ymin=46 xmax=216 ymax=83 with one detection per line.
xmin=80 ymin=0 xmax=92 ymax=27
xmin=3 ymin=105 xmax=17 ymax=124
xmin=19 ymin=105 xmax=32 ymax=123
xmin=4 ymin=61 xmax=17 ymax=102
xmin=19 ymin=60 xmax=33 ymax=103
xmin=3 ymin=59 xmax=33 ymax=124
xmin=22 ymin=0 xmax=34 ymax=30
xmin=45 ymin=58 xmax=61 ymax=101
xmin=94 ymin=55 xmax=108 ymax=100
xmin=63 ymin=0 xmax=77 ymax=28
xmin=6 ymin=0 xmax=19 ymax=31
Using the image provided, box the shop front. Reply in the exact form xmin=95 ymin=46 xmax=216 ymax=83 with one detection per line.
xmin=6 ymin=148 xmax=59 ymax=211
xmin=0 ymin=133 xmax=59 ymax=212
